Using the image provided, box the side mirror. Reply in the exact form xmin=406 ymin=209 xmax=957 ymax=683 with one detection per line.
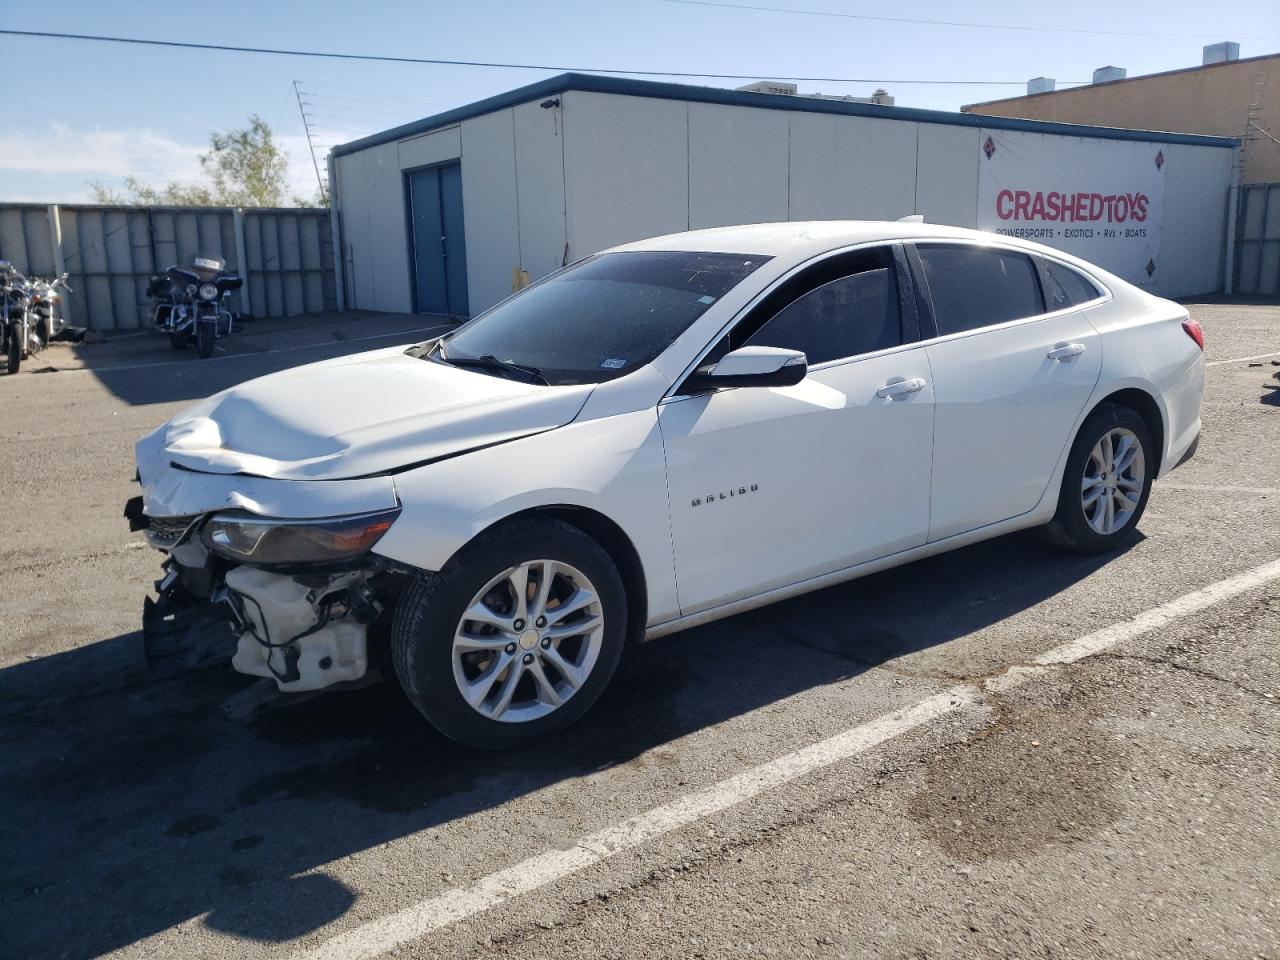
xmin=685 ymin=345 xmax=808 ymax=392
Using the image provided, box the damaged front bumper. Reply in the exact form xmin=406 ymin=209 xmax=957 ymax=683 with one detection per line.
xmin=126 ymin=438 xmax=410 ymax=693
xmin=130 ymin=517 xmax=393 ymax=692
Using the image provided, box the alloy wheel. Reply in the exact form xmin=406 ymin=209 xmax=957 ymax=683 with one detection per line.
xmin=1081 ymin=426 xmax=1145 ymax=535
xmin=452 ymin=559 xmax=605 ymax=723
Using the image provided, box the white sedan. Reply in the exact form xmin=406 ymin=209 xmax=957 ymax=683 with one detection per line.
xmin=130 ymin=221 xmax=1205 ymax=748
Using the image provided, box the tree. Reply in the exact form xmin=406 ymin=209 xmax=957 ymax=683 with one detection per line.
xmin=90 ymin=115 xmax=290 ymax=207
xmin=202 ymin=115 xmax=288 ymax=207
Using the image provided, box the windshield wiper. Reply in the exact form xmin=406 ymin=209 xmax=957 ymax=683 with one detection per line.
xmin=441 ymin=351 xmax=549 ymax=385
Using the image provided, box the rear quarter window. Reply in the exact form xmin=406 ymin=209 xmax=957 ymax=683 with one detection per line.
xmin=1036 ymin=257 xmax=1105 ymax=310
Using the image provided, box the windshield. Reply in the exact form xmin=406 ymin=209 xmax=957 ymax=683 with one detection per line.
xmin=435 ymin=250 xmax=772 ymax=385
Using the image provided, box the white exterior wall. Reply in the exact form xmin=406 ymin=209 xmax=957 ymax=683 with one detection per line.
xmin=335 ymin=89 xmax=1235 ymax=315
xmin=333 ymin=141 xmax=413 ymax=313
xmin=1158 ymin=142 xmax=1235 ymax=298
xmin=456 ymin=110 xmax=520 ymax=314
xmin=512 ymin=102 xmax=569 ymax=282
xmin=562 ymin=92 xmax=689 ymax=260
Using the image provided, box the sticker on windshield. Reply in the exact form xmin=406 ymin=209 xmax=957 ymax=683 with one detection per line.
xmin=697 ymin=295 xmax=716 ymax=305
xmin=600 ymin=358 xmax=628 ymax=369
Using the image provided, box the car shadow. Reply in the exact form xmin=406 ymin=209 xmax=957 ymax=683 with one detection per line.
xmin=0 ymin=529 xmax=1135 ymax=958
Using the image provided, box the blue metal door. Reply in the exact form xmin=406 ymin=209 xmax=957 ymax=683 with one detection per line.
xmin=438 ymin=164 xmax=469 ymax=316
xmin=408 ymin=163 xmax=468 ymax=316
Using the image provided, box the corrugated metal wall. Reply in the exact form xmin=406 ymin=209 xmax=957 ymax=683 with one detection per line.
xmin=0 ymin=203 xmax=336 ymax=332
xmin=1235 ymin=182 xmax=1280 ymax=296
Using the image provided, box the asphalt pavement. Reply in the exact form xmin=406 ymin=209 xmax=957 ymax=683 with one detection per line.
xmin=0 ymin=303 xmax=1276 ymax=960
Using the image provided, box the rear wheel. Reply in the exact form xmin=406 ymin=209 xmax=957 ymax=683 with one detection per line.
xmin=169 ymin=329 xmax=190 ymax=350
xmin=391 ymin=517 xmax=628 ymax=749
xmin=1042 ymin=402 xmax=1154 ymax=554
xmin=195 ymin=320 xmax=215 ymax=358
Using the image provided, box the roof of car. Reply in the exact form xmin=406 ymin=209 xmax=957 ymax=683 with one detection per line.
xmin=613 ymin=220 xmax=999 ymax=257
xmin=609 ymin=220 xmax=1132 ymax=293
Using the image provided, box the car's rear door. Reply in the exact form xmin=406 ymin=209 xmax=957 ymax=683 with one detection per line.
xmin=658 ymin=244 xmax=935 ymax=616
xmin=909 ymin=242 xmax=1104 ymax=542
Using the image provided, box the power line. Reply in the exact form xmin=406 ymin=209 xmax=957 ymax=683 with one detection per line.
xmin=656 ymin=0 xmax=1223 ymax=39
xmin=0 ymin=29 xmax=1080 ymax=86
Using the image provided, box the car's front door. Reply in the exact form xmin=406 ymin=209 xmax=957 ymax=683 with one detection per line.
xmin=909 ymin=242 xmax=1103 ymax=542
xmin=658 ymin=245 xmax=935 ymax=617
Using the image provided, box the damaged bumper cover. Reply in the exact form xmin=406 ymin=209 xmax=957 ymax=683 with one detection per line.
xmin=129 ymin=430 xmax=409 ymax=692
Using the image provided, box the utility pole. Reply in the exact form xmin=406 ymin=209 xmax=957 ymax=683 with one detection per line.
xmin=293 ymin=80 xmax=328 ymax=205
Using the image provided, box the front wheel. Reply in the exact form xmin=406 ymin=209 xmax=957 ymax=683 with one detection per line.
xmin=6 ymin=326 xmax=19 ymax=374
xmin=391 ymin=517 xmax=628 ymax=749
xmin=195 ymin=320 xmax=215 ymax=358
xmin=1042 ymin=402 xmax=1154 ymax=554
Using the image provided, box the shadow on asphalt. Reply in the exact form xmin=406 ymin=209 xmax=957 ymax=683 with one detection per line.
xmin=1263 ymin=371 xmax=1280 ymax=407
xmin=38 ymin=312 xmax=451 ymax=407
xmin=0 ymin=530 xmax=1136 ymax=958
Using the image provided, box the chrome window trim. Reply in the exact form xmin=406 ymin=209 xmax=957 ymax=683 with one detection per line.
xmin=662 ymin=236 xmax=1114 ymax=402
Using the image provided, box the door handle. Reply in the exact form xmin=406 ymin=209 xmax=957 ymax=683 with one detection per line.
xmin=1047 ymin=342 xmax=1086 ymax=361
xmin=876 ymin=376 xmax=926 ymax=399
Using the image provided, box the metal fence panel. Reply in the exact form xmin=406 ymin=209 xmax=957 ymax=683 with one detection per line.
xmin=0 ymin=203 xmax=336 ymax=331
xmin=1235 ymin=182 xmax=1280 ymax=297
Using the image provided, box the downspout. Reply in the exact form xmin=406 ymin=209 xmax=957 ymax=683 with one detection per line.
xmin=1223 ymin=145 xmax=1241 ymax=297
xmin=327 ymin=152 xmax=347 ymax=311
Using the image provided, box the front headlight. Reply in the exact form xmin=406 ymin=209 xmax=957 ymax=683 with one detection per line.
xmin=201 ymin=508 xmax=400 ymax=565
xmin=198 ymin=282 xmax=218 ymax=301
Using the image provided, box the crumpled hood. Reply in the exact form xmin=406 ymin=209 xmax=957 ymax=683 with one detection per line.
xmin=159 ymin=347 xmax=594 ymax=480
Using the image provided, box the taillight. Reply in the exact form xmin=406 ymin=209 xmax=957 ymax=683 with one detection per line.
xmin=1181 ymin=318 xmax=1204 ymax=351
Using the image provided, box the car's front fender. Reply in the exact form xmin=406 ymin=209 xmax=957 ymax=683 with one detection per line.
xmin=372 ymin=407 xmax=680 ymax=626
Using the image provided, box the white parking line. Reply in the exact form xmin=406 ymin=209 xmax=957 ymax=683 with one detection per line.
xmin=1158 ymin=481 xmax=1276 ymax=495
xmin=1206 ymin=350 xmax=1280 ymax=367
xmin=289 ymin=557 xmax=1280 ymax=960
xmin=48 ymin=325 xmax=452 ymax=375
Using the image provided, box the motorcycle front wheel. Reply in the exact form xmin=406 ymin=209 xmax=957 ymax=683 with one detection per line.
xmin=6 ymin=329 xmax=19 ymax=374
xmin=196 ymin=320 xmax=215 ymax=359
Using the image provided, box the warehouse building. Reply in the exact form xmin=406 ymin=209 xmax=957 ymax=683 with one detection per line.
xmin=329 ymin=73 xmax=1238 ymax=319
xmin=964 ymin=46 xmax=1278 ymax=183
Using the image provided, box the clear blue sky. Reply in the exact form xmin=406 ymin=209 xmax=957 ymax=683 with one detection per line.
xmin=1 ymin=0 xmax=1276 ymax=203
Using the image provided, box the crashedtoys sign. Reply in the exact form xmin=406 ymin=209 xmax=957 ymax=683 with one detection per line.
xmin=977 ymin=129 xmax=1166 ymax=285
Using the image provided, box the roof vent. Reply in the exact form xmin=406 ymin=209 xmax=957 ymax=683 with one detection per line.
xmin=1203 ymin=41 xmax=1240 ymax=65
xmin=1027 ymin=76 xmax=1056 ymax=95
xmin=1092 ymin=65 xmax=1127 ymax=84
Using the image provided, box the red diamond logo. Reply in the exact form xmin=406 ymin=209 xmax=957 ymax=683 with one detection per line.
xmin=1145 ymin=259 xmax=1156 ymax=277
xmin=1155 ymin=150 xmax=1164 ymax=170
xmin=983 ymin=136 xmax=996 ymax=159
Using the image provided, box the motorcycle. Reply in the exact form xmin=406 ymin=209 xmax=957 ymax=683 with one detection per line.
xmin=147 ymin=256 xmax=242 ymax=359
xmin=29 ymin=271 xmax=72 ymax=345
xmin=2 ymin=264 xmax=74 ymax=373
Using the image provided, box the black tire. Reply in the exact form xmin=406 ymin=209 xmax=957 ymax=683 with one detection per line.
xmin=6 ymin=327 xmax=19 ymax=374
xmin=169 ymin=329 xmax=191 ymax=350
xmin=1041 ymin=402 xmax=1154 ymax=554
xmin=391 ymin=517 xmax=628 ymax=749
xmin=196 ymin=320 xmax=215 ymax=358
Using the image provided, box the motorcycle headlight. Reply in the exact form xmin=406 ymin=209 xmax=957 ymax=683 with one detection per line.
xmin=201 ymin=508 xmax=400 ymax=565
xmin=198 ymin=283 xmax=218 ymax=301
xmin=185 ymin=283 xmax=197 ymax=296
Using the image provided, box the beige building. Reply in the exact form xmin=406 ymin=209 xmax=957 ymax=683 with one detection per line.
xmin=964 ymin=52 xmax=1280 ymax=183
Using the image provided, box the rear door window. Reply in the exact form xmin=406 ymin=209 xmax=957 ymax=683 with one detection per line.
xmin=1036 ymin=258 xmax=1104 ymax=311
xmin=914 ymin=244 xmax=1044 ymax=336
